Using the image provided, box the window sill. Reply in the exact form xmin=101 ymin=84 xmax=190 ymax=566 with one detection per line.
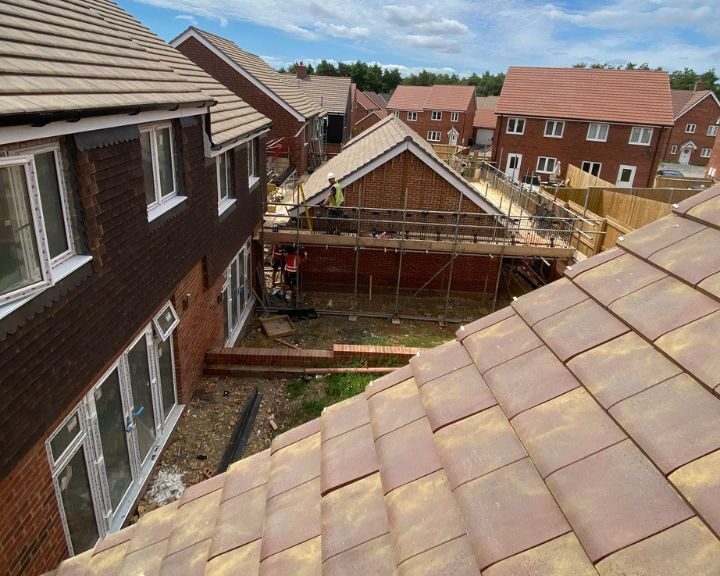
xmin=248 ymin=176 xmax=260 ymax=191
xmin=506 ymin=132 xmax=524 ymax=136
xmin=218 ymin=197 xmax=237 ymax=215
xmin=0 ymin=255 xmax=93 ymax=322
xmin=544 ymin=135 xmax=564 ymax=139
xmin=148 ymin=196 xmax=187 ymax=222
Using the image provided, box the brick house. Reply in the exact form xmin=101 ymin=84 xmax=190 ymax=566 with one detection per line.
xmin=664 ymin=85 xmax=720 ymax=166
xmin=172 ymin=28 xmax=324 ymax=175
xmin=0 ymin=3 xmax=270 ymax=574
xmin=352 ymin=87 xmax=388 ymax=136
xmin=473 ymin=96 xmax=500 ymax=148
xmin=282 ymin=65 xmax=352 ymax=156
xmin=386 ymin=85 xmax=476 ymax=146
xmin=492 ymin=67 xmax=674 ymax=187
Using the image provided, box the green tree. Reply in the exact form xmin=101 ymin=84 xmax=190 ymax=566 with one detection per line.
xmin=381 ymin=68 xmax=402 ymax=92
xmin=315 ymin=59 xmax=338 ymax=76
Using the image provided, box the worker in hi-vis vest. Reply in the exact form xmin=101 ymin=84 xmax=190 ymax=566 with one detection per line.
xmin=283 ymin=245 xmax=301 ymax=305
xmin=324 ymin=172 xmax=344 ymax=234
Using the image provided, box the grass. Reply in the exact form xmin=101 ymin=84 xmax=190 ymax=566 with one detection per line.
xmin=402 ymin=334 xmax=449 ymax=348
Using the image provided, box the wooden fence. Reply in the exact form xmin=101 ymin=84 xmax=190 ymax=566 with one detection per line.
xmin=565 ymin=164 xmax=614 ymax=189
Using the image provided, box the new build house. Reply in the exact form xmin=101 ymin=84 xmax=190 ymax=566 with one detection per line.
xmin=664 ymin=85 xmax=720 ymax=166
xmin=492 ymin=67 xmax=674 ymax=187
xmin=0 ymin=2 xmax=270 ymax=574
xmin=473 ymin=96 xmax=500 ymax=148
xmin=387 ymin=85 xmax=476 ymax=146
xmin=352 ymin=88 xmax=388 ymax=136
xmin=172 ymin=28 xmax=325 ymax=175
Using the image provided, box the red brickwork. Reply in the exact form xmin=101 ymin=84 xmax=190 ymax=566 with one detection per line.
xmin=708 ymin=129 xmax=720 ymax=179
xmin=492 ymin=116 xmax=671 ymax=187
xmin=352 ymin=111 xmax=383 ymax=136
xmin=664 ymin=95 xmax=720 ymax=166
xmin=176 ymin=36 xmax=312 ymax=174
xmin=392 ymin=104 xmax=476 ymax=146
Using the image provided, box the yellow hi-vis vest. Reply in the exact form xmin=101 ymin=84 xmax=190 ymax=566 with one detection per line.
xmin=328 ymin=182 xmax=344 ymax=207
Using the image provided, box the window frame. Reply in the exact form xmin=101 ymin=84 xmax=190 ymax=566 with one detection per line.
xmin=586 ymin=122 xmax=609 ymax=142
xmin=701 ymin=147 xmax=712 ymax=158
xmin=223 ymin=238 xmax=253 ymax=346
xmin=708 ymin=125 xmax=718 ymax=137
xmin=393 ymin=110 xmax=399 ymax=118
xmin=431 ymin=111 xmax=442 ymax=121
xmin=216 ymin=149 xmax=236 ymax=214
xmin=670 ymin=144 xmax=678 ymax=155
xmin=140 ymin=123 xmax=178 ymax=214
xmin=407 ymin=111 xmax=417 ymax=121
xmin=544 ymin=120 xmax=565 ymax=138
xmin=152 ymin=301 xmax=180 ymax=341
xmin=536 ymin=156 xmax=557 ymax=174
xmin=247 ymin=139 xmax=260 ymax=190
xmin=685 ymin=123 xmax=696 ymax=134
xmin=426 ymin=131 xmax=441 ymax=142
xmin=506 ymin=117 xmax=525 ymax=135
xmin=581 ymin=161 xmax=602 ymax=177
xmin=629 ymin=126 xmax=653 ymax=146
xmin=450 ymin=112 xmax=459 ymax=123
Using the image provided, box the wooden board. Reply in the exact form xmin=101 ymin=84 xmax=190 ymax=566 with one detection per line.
xmin=260 ymin=315 xmax=297 ymax=337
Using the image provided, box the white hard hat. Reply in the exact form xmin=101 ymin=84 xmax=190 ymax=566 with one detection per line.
xmin=327 ymin=172 xmax=336 ymax=180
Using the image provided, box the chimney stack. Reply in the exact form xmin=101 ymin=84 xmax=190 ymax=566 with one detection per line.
xmin=694 ymin=80 xmax=705 ymax=92
xmin=296 ymin=62 xmax=307 ymax=79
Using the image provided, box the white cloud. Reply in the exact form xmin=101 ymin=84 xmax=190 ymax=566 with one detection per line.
xmin=325 ymin=23 xmax=370 ymax=39
xmin=174 ymin=14 xmax=198 ymax=26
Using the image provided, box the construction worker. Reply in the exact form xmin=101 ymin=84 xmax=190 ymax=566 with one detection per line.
xmin=270 ymin=244 xmax=285 ymax=286
xmin=283 ymin=245 xmax=301 ymax=305
xmin=324 ymin=172 xmax=344 ymax=234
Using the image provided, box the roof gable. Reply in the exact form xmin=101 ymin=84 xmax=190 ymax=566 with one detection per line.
xmin=497 ymin=67 xmax=674 ymax=126
xmin=672 ymin=89 xmax=720 ymax=119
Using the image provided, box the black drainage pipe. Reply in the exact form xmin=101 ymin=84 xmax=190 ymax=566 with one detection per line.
xmin=216 ymin=386 xmax=262 ymax=474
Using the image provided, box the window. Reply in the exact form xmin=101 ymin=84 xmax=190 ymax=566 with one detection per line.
xmin=427 ymin=131 xmax=441 ymax=142
xmin=506 ymin=117 xmax=525 ymax=135
xmin=616 ymin=164 xmax=636 ymax=187
xmin=701 ymin=148 xmax=712 ymax=158
xmin=670 ymin=145 xmax=678 ymax=154
xmin=450 ymin=112 xmax=459 ymax=123
xmin=431 ymin=111 xmax=442 ymax=121
xmin=587 ymin=123 xmax=609 ymax=142
xmin=217 ymin=149 xmax=236 ymax=214
xmin=140 ymin=124 xmax=180 ymax=218
xmin=708 ymin=125 xmax=718 ymax=136
xmin=247 ymin=139 xmax=259 ymax=188
xmin=1 ymin=145 xmax=77 ymax=306
xmin=629 ymin=126 xmax=653 ymax=145
xmin=536 ymin=156 xmax=557 ymax=173
xmin=685 ymin=123 xmax=696 ymax=134
xmin=407 ymin=111 xmax=417 ymax=121
xmin=393 ymin=110 xmax=399 ymax=118
xmin=224 ymin=239 xmax=253 ymax=345
xmin=581 ymin=161 xmax=602 ymax=177
xmin=48 ymin=309 xmax=180 ymax=556
xmin=544 ymin=120 xmax=564 ymax=138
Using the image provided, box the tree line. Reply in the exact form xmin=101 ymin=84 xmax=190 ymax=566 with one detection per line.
xmin=279 ymin=59 xmax=718 ymax=98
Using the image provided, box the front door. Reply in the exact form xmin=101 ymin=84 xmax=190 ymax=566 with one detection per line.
xmin=448 ymin=128 xmax=459 ymax=146
xmin=616 ymin=165 xmax=636 ymax=187
xmin=679 ymin=146 xmax=692 ymax=165
xmin=505 ymin=153 xmax=522 ymax=181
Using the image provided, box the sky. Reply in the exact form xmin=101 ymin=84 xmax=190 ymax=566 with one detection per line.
xmin=118 ymin=0 xmax=720 ymax=77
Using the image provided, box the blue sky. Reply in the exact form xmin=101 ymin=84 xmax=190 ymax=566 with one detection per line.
xmin=118 ymin=0 xmax=720 ymax=76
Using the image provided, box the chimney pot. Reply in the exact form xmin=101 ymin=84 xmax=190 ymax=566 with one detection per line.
xmin=694 ymin=80 xmax=705 ymax=91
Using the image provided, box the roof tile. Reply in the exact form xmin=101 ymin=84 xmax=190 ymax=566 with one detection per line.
xmin=126 ymin=501 xmax=178 ymax=554
xmin=259 ymin=536 xmax=321 ymax=576
xmin=609 ymin=374 xmax=720 ymax=474
xmin=512 ymin=388 xmax=626 ymax=478
xmin=322 ymin=535 xmax=396 ymax=576
xmin=655 ymin=310 xmax=720 ymax=389
xmin=419 ymin=364 xmax=496 ymax=431
xmin=650 ymin=228 xmax=720 ymax=285
xmin=365 ymin=365 xmax=414 ymax=399
xmin=669 ymin=450 xmax=720 ymax=535
xmin=205 ymin=541 xmax=261 ymax=576
xmin=687 ymin=195 xmax=720 ymax=228
xmin=672 ymin=185 xmax=720 ymax=216
xmin=456 ymin=458 xmax=570 ymax=569
xmin=456 ymin=306 xmax=515 ymax=341
xmin=618 ymin=215 xmax=704 ymax=259
xmin=160 ymin=539 xmax=211 ymax=576
xmin=511 ymin=278 xmax=588 ymax=326
xmin=320 ymin=423 xmax=377 ymax=496
xmin=574 ymin=253 xmax=667 ymax=305
xmin=121 ymin=540 xmax=166 ymax=576
xmin=386 ymin=471 xmax=469 ymax=563
xmin=484 ymin=346 xmax=580 ymax=418
xmin=699 ymin=271 xmax=720 ymax=299
xmin=222 ymin=449 xmax=270 ymax=501
xmin=322 ymin=473 xmax=389 ymax=561
xmin=594 ymin=518 xmax=720 ymax=576
xmin=93 ymin=524 xmax=136 ymax=555
xmin=397 ymin=535 xmax=480 ymax=576
xmin=270 ymin=418 xmax=320 ymax=454
xmin=563 ymin=247 xmax=622 ymax=280
xmin=266 ymin=432 xmax=320 ymax=499
xmin=567 ymin=332 xmax=682 ymax=409
xmin=482 ymin=533 xmax=597 ymax=576
xmin=464 ymin=315 xmax=543 ymax=373
xmin=387 ymin=84 xmax=475 ymax=112
xmin=177 ymin=472 xmax=224 ymax=507
xmin=320 ymin=395 xmax=370 ymax=442
xmin=434 ymin=406 xmax=527 ymax=490
xmin=546 ymin=440 xmax=693 ymax=562
xmin=86 ymin=540 xmax=129 ymax=575
xmin=367 ymin=378 xmax=425 ymax=438
xmin=260 ymin=477 xmax=320 ymax=560
xmin=410 ymin=340 xmax=472 ymax=386
xmin=209 ymin=484 xmax=266 ymax=559
xmin=534 ymin=299 xmax=629 ymax=361
xmin=56 ymin=549 xmax=92 ymax=576
xmin=375 ymin=417 xmax=443 ymax=494
xmin=165 ymin=488 xmax=221 ymax=556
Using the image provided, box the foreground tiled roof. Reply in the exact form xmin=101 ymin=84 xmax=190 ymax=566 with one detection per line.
xmin=281 ymin=74 xmax=351 ymax=115
xmin=51 ymin=186 xmax=720 ymax=575
xmin=388 ymin=85 xmax=476 ymax=112
xmin=671 ymin=89 xmax=719 ymax=119
xmin=185 ymin=28 xmax=323 ymax=120
xmin=497 ymin=67 xmax=674 ymax=126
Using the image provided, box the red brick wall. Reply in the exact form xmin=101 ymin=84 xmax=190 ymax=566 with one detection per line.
xmin=175 ymin=36 xmax=310 ymax=174
xmin=492 ymin=116 xmax=670 ymax=187
xmin=389 ymin=105 xmax=475 ymax=146
xmin=708 ymin=128 xmax=720 ymax=178
xmin=352 ymin=112 xmax=382 ymax=136
xmin=664 ymin=95 xmax=720 ymax=166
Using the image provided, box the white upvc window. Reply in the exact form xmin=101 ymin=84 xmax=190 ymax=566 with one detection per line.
xmin=708 ymin=125 xmax=718 ymax=136
xmin=431 ymin=111 xmax=442 ymax=121
xmin=506 ymin=117 xmax=525 ymax=135
xmin=587 ymin=122 xmax=609 ymax=142
xmin=701 ymin=147 xmax=712 ymax=158
xmin=427 ymin=131 xmax=441 ymax=142
xmin=544 ymin=120 xmax=565 ymax=138
xmin=685 ymin=123 xmax=696 ymax=134
xmin=450 ymin=112 xmax=459 ymax=123
xmin=140 ymin=124 xmax=180 ymax=219
xmin=393 ymin=110 xmax=399 ymax=118
xmin=629 ymin=126 xmax=653 ymax=145
xmin=1 ymin=144 xmax=77 ymax=306
xmin=248 ymin=139 xmax=260 ymax=189
xmin=217 ymin=149 xmax=236 ymax=214
xmin=581 ymin=161 xmax=602 ymax=177
xmin=670 ymin=145 xmax=678 ymax=154
xmin=536 ymin=156 xmax=557 ymax=173
xmin=224 ymin=238 xmax=253 ymax=345
xmin=407 ymin=111 xmax=417 ymax=121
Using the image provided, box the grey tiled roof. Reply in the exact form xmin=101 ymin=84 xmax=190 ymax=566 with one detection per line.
xmin=281 ymin=74 xmax=352 ymax=115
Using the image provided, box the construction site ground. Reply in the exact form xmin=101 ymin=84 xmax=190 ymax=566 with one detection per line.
xmin=133 ymin=290 xmax=509 ymax=520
